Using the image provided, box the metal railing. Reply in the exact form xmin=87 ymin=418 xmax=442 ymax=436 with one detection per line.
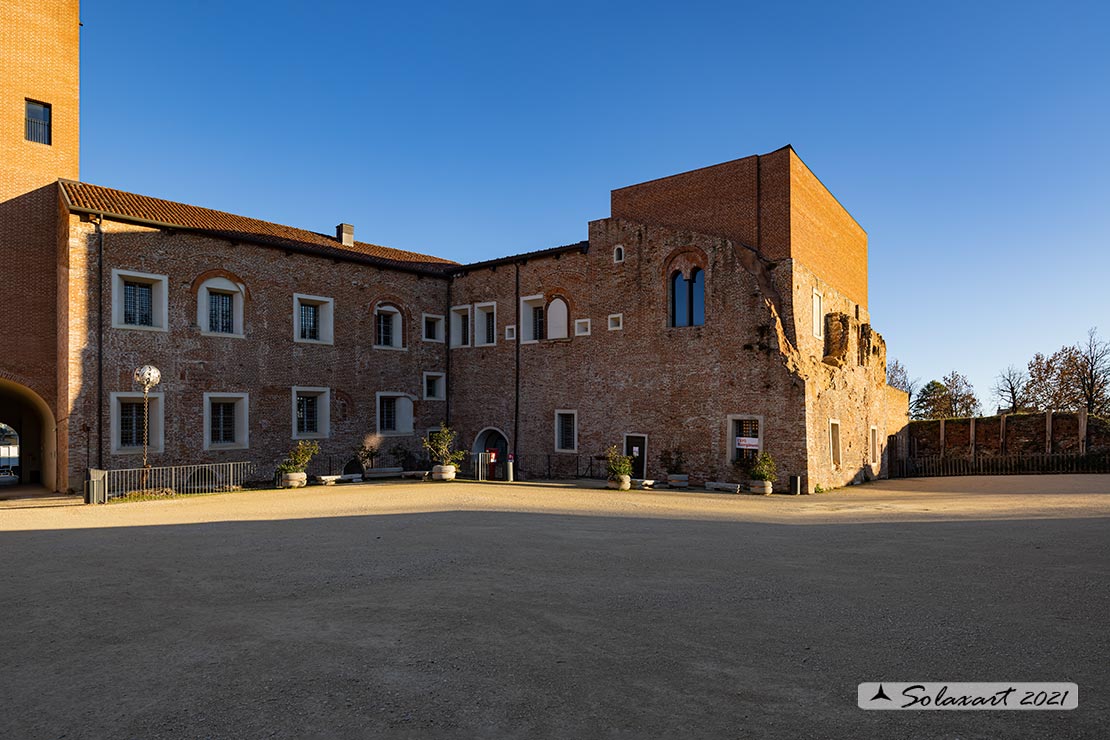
xmin=890 ymin=452 xmax=1110 ymax=479
xmin=86 ymin=461 xmax=255 ymax=503
xmin=25 ymin=118 xmax=51 ymax=145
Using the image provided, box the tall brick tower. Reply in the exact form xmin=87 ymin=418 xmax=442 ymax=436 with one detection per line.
xmin=0 ymin=0 xmax=80 ymax=202
xmin=0 ymin=0 xmax=80 ymax=492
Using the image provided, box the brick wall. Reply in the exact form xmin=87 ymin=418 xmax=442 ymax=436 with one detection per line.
xmin=907 ymin=412 xmax=1110 ymax=457
xmin=62 ymin=215 xmax=451 ymax=488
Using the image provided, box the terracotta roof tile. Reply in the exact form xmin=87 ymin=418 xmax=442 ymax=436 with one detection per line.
xmin=59 ymin=180 xmax=458 ymax=274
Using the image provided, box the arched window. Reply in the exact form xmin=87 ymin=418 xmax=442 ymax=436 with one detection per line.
xmin=613 ymin=245 xmax=625 ymax=263
xmin=547 ymin=297 xmax=569 ymax=339
xmin=197 ymin=275 xmax=246 ymax=336
xmin=669 ymin=269 xmax=705 ymax=327
xmin=374 ymin=303 xmax=404 ymax=349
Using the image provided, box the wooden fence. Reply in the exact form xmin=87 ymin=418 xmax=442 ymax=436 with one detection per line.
xmin=891 ymin=452 xmax=1110 ymax=478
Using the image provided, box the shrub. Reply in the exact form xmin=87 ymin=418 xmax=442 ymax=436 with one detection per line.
xmin=277 ymin=440 xmax=320 ymax=474
xmin=748 ymin=452 xmax=777 ymax=482
xmin=422 ymin=422 xmax=466 ymax=467
xmin=605 ymin=445 xmax=632 ymax=479
xmin=658 ymin=447 xmax=686 ymax=475
xmin=356 ymin=444 xmax=380 ymax=470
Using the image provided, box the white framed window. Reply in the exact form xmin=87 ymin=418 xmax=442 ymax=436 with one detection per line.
xmin=294 ymin=294 xmax=334 ymax=345
xmin=112 ymin=269 xmax=169 ymax=332
xmin=554 ymin=409 xmax=578 ymax=453
xmin=423 ymin=372 xmax=446 ymax=401
xmin=727 ymin=414 xmax=763 ymax=465
xmin=450 ymin=305 xmax=471 ymax=347
xmin=292 ymin=387 xmax=330 ymax=439
xmin=547 ymin=297 xmax=569 ymax=339
xmin=376 ymin=392 xmax=415 ymax=435
xmin=829 ymin=419 xmax=841 ymax=467
xmin=374 ymin=304 xmax=405 ymax=349
xmin=422 ymin=313 xmax=445 ymax=343
xmin=607 ymin=313 xmax=624 ymax=331
xmin=505 ymin=325 xmax=517 ymax=341
xmin=870 ymin=426 xmax=879 ymax=465
xmin=110 ymin=391 xmax=165 ymax=455
xmin=203 ymin=392 xmax=249 ymax=450
xmin=197 ymin=276 xmax=246 ymax=337
xmin=574 ymin=318 xmax=591 ymax=336
xmin=613 ymin=244 xmax=625 ymax=263
xmin=812 ymin=289 xmax=824 ymax=340
xmin=474 ymin=302 xmax=497 ymax=346
xmin=520 ymin=294 xmax=545 ymax=343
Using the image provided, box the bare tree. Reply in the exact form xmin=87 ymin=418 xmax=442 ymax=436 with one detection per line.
xmin=943 ymin=370 xmax=981 ymax=417
xmin=910 ymin=371 xmax=981 ymax=419
xmin=1071 ymin=327 xmax=1110 ymax=417
xmin=886 ymin=358 xmax=920 ymax=401
xmin=992 ymin=365 xmax=1029 ymax=414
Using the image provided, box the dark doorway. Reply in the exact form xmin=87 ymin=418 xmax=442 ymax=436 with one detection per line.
xmin=475 ymin=428 xmax=509 ymax=480
xmin=624 ymin=435 xmax=647 ymax=479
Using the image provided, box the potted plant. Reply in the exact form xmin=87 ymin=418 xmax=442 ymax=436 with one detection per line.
xmin=277 ymin=440 xmax=320 ymax=488
xmin=605 ymin=445 xmax=632 ymax=491
xmin=659 ymin=447 xmax=688 ymax=488
xmin=356 ymin=443 xmax=379 ymax=475
xmin=747 ymin=451 xmax=777 ymax=495
xmin=422 ymin=422 xmax=466 ymax=481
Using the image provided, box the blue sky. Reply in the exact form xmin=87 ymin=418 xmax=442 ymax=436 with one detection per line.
xmin=80 ymin=1 xmax=1109 ymax=408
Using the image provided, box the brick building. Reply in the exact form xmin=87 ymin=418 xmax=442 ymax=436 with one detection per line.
xmin=1 ymin=0 xmax=908 ymax=494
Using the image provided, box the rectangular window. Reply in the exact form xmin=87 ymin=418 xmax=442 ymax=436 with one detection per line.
xmin=608 ymin=313 xmax=624 ymax=331
xmin=732 ymin=417 xmax=760 ymax=463
xmin=555 ymin=410 xmax=577 ymax=453
xmin=208 ymin=292 xmax=234 ymax=334
xmin=296 ymin=395 xmax=318 ymax=435
xmin=379 ymin=396 xmax=397 ymax=432
xmin=119 ymin=402 xmax=146 ymax=448
xmin=870 ymin=426 xmax=879 ymax=465
xmin=574 ymin=319 xmax=591 ymax=336
xmin=25 ymin=100 xmax=51 ymax=145
xmin=300 ymin=303 xmax=319 ymax=340
xmin=812 ymin=289 xmax=824 ymax=339
xmin=423 ymin=373 xmax=445 ymax=401
xmin=423 ymin=314 xmax=444 ymax=342
xmin=531 ymin=305 xmax=545 ymax=342
xmin=450 ymin=306 xmax=471 ymax=347
xmin=474 ymin=303 xmax=496 ymax=346
xmin=505 ymin=325 xmax=516 ymax=341
xmin=376 ymin=312 xmax=393 ymax=347
xmin=829 ymin=420 xmax=841 ymax=467
xmin=210 ymin=402 xmax=236 ymax=444
xmin=123 ymin=281 xmax=154 ymax=327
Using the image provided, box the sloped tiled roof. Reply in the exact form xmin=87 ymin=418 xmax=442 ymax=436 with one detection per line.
xmin=59 ymin=180 xmax=459 ymax=275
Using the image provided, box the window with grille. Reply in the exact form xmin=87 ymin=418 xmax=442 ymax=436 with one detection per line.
xmin=299 ymin=303 xmax=319 ymax=340
xmin=732 ymin=418 xmax=760 ymax=463
xmin=120 ymin=402 xmax=145 ymax=447
xmin=670 ymin=269 xmax=705 ymax=327
xmin=532 ymin=305 xmax=545 ymax=341
xmin=379 ymin=396 xmax=397 ymax=432
xmin=485 ymin=310 xmax=496 ymax=344
xmin=376 ymin=311 xmax=393 ymax=346
xmin=208 ymin=292 xmax=234 ymax=334
xmin=556 ymin=412 xmax=576 ymax=452
xmin=25 ymin=100 xmax=51 ymax=145
xmin=210 ymin=402 xmax=236 ymax=444
xmin=296 ymin=394 xmax=318 ymax=434
xmin=123 ymin=281 xmax=154 ymax=326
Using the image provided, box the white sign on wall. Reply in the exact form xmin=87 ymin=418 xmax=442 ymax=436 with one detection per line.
xmin=735 ymin=437 xmax=760 ymax=450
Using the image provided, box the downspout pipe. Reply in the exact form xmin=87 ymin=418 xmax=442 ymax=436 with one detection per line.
xmin=444 ymin=275 xmax=452 ymax=426
xmin=513 ymin=261 xmax=521 ymax=460
xmin=94 ymin=214 xmax=104 ymax=470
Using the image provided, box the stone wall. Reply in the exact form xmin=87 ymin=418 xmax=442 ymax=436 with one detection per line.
xmin=908 ymin=412 xmax=1110 ymax=457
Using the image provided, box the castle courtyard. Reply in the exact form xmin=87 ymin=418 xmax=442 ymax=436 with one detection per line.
xmin=2 ymin=476 xmax=1107 ymax=738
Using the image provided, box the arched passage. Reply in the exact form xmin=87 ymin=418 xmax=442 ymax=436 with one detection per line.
xmin=472 ymin=427 xmax=509 ymax=480
xmin=0 ymin=378 xmax=57 ymax=491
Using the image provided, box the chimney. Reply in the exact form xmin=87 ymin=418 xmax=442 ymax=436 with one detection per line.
xmin=336 ymin=223 xmax=354 ymax=247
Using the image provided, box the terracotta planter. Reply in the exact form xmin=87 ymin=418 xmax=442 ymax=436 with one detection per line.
xmin=607 ymin=475 xmax=631 ymax=491
xmin=432 ymin=464 xmax=457 ymax=481
xmin=747 ymin=479 xmax=773 ymax=495
xmin=666 ymin=473 xmax=689 ymax=488
xmin=281 ymin=472 xmax=307 ymax=489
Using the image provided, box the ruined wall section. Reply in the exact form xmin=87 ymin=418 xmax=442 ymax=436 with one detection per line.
xmin=63 ymin=215 xmax=450 ymax=486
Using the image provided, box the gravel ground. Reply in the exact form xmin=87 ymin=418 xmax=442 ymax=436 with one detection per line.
xmin=1 ymin=475 xmax=1107 ymax=738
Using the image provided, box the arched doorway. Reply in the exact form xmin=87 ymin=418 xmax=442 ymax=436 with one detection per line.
xmin=0 ymin=377 xmax=57 ymax=491
xmin=0 ymin=422 xmax=18 ymax=484
xmin=472 ymin=427 xmax=509 ymax=480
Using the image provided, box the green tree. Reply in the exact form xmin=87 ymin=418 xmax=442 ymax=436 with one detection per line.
xmin=911 ymin=372 xmax=980 ymax=419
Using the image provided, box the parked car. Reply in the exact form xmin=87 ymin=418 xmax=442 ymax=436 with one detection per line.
xmin=0 ymin=467 xmax=18 ymax=485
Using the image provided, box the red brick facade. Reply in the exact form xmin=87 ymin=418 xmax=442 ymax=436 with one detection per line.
xmin=0 ymin=1 xmax=907 ymax=493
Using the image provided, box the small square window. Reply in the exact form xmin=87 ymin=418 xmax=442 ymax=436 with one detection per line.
xmin=574 ymin=318 xmax=591 ymax=336
xmin=607 ymin=314 xmax=623 ymax=331
xmin=423 ymin=372 xmax=446 ymax=401
xmin=25 ymin=100 xmax=51 ymax=145
xmin=422 ymin=314 xmax=445 ymax=343
xmin=505 ymin=325 xmax=517 ymax=341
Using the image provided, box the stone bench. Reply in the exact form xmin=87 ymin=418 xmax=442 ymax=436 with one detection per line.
xmin=361 ymin=467 xmax=405 ymax=479
xmin=400 ymin=470 xmax=430 ymax=479
xmin=632 ymin=478 xmax=656 ymax=489
xmin=705 ymin=481 xmax=743 ymax=494
xmin=314 ymin=475 xmax=342 ymax=486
